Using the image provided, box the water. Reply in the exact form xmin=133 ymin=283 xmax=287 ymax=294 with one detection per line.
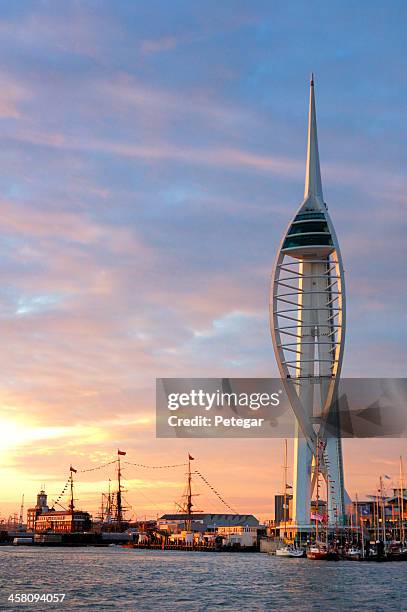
xmin=0 ymin=547 xmax=406 ymax=611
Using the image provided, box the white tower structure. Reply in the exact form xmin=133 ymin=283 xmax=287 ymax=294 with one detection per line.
xmin=270 ymin=76 xmax=346 ymax=528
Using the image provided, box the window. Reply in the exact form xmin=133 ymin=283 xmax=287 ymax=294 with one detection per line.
xmin=288 ymin=221 xmax=329 ymax=235
xmin=282 ymin=234 xmax=333 ymax=249
xmin=295 ymin=212 xmax=325 ymax=221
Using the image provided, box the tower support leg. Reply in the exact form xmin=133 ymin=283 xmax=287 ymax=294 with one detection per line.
xmin=292 ymin=423 xmax=313 ymax=525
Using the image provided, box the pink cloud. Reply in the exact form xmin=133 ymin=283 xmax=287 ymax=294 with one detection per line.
xmin=0 ymin=72 xmax=30 ymax=118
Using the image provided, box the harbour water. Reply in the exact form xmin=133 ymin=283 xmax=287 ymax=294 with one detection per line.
xmin=0 ymin=547 xmax=406 ymax=611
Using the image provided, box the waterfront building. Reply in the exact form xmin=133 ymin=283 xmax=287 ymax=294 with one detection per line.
xmin=274 ymin=493 xmax=293 ymax=526
xmin=386 ymin=488 xmax=407 ymax=516
xmin=26 ymin=488 xmax=91 ymax=533
xmin=158 ymin=513 xmax=259 ymax=534
xmin=216 ymin=525 xmax=260 ymax=548
xmin=270 ymin=76 xmax=346 ymax=532
xmin=352 ymin=488 xmax=407 ymax=540
xmin=159 ymin=515 xmax=262 ymax=549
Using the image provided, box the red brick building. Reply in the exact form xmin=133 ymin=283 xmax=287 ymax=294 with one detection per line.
xmin=27 ymin=489 xmax=91 ymax=533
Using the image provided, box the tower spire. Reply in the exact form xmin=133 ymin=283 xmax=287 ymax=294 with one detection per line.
xmin=304 ymin=74 xmax=324 ymax=207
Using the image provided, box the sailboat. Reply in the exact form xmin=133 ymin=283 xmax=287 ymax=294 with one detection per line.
xmin=344 ymin=493 xmax=363 ymax=560
xmin=398 ymin=456 xmax=407 ymax=555
xmin=275 ymin=544 xmax=305 ymax=557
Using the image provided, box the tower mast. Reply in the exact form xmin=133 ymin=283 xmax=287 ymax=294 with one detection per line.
xmin=304 ymin=73 xmax=323 ymax=204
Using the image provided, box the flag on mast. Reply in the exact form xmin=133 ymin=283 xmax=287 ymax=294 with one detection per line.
xmin=188 ymin=454 xmax=194 ymax=461
xmin=70 ymin=466 xmax=77 ymax=473
xmin=118 ymin=450 xmax=126 ymax=456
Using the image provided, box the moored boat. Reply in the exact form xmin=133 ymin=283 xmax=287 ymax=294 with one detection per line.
xmin=275 ymin=545 xmax=305 ymax=558
xmin=307 ymin=543 xmax=338 ymax=560
xmin=344 ymin=546 xmax=363 ymax=561
xmin=387 ymin=543 xmax=407 ymax=561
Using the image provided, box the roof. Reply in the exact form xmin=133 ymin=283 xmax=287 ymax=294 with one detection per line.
xmin=354 ymin=497 xmax=407 ymax=505
xmin=159 ymin=513 xmax=259 ymax=526
xmin=386 ymin=495 xmax=407 ymax=504
xmin=28 ymin=509 xmax=90 ymax=517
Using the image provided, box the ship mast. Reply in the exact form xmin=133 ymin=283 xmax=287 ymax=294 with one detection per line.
xmin=283 ymin=439 xmax=288 ymax=539
xmin=69 ymin=470 xmax=75 ymax=512
xmin=354 ymin=491 xmax=359 ymax=546
xmin=107 ymin=478 xmax=112 ymax=523
xmin=373 ymin=492 xmax=378 ymax=542
xmin=116 ymin=450 xmax=126 ymax=530
xmin=379 ymin=476 xmax=386 ymax=542
xmin=18 ymin=494 xmax=24 ymax=531
xmin=315 ymin=435 xmax=320 ymax=542
xmin=185 ymin=454 xmax=194 ymax=531
xmin=99 ymin=493 xmax=104 ymax=522
xmin=400 ymin=456 xmax=405 ymax=543
xmin=325 ymin=472 xmax=329 ymax=547
xmin=356 ymin=492 xmax=365 ymax=556
xmin=69 ymin=466 xmax=76 ymax=532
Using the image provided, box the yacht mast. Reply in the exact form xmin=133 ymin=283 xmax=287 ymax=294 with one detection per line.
xmin=400 ymin=456 xmax=405 ymax=543
xmin=315 ymin=435 xmax=320 ymax=542
xmin=283 ymin=439 xmax=288 ymax=539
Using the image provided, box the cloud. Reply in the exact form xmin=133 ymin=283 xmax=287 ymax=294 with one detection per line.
xmin=141 ymin=35 xmax=183 ymax=55
xmin=0 ymin=7 xmax=118 ymax=60
xmin=5 ymin=122 xmax=406 ymax=203
xmin=0 ymin=72 xmax=30 ymax=118
xmin=7 ymin=126 xmax=305 ymax=178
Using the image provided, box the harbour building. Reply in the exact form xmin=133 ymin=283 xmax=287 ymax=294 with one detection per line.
xmin=158 ymin=513 xmax=259 ymax=533
xmin=27 ymin=488 xmax=91 ymax=533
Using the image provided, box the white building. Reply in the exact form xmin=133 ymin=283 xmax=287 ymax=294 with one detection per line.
xmin=217 ymin=525 xmax=260 ymax=548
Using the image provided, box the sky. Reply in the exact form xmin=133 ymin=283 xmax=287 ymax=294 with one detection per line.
xmin=0 ymin=1 xmax=406 ymax=522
